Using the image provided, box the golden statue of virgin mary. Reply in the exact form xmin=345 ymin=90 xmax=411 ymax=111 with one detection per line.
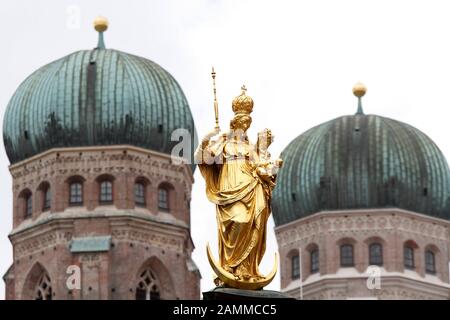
xmin=195 ymin=85 xmax=282 ymax=290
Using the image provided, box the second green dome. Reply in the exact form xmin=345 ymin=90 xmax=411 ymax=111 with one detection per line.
xmin=272 ymin=113 xmax=450 ymax=225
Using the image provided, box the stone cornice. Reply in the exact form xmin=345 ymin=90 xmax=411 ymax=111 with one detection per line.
xmin=10 ymin=211 xmax=191 ymax=258
xmin=275 ymin=208 xmax=450 ymax=246
xmin=13 ymin=229 xmax=73 ymax=259
xmin=283 ymin=272 xmax=450 ymax=298
xmin=109 ymin=219 xmax=187 ymax=254
xmin=275 ymin=208 xmax=450 ymax=233
xmin=9 ymin=208 xmax=190 ymax=239
xmin=9 ymin=145 xmax=194 ymax=190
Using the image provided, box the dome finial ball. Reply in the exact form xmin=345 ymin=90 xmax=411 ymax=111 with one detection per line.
xmin=94 ymin=16 xmax=108 ymax=32
xmin=353 ymin=82 xmax=366 ymax=98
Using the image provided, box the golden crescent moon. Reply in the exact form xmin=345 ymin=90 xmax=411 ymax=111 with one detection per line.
xmin=206 ymin=243 xmax=278 ymax=290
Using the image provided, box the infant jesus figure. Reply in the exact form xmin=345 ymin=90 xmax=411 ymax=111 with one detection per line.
xmin=254 ymin=128 xmax=283 ymax=195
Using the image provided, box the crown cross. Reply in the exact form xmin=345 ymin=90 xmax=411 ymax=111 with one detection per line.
xmin=241 ymin=85 xmax=247 ymax=94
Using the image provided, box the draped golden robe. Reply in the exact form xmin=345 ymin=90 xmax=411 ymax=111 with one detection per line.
xmin=197 ymin=135 xmax=272 ymax=280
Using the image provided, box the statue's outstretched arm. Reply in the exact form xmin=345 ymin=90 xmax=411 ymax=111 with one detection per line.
xmin=194 ymin=128 xmax=222 ymax=164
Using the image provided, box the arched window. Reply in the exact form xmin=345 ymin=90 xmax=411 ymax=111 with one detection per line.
xmin=291 ymin=254 xmax=300 ymax=279
xmin=35 ymin=273 xmax=52 ymax=300
xmin=404 ymin=246 xmax=415 ymax=269
xmin=136 ymin=268 xmax=161 ymax=300
xmin=310 ymin=249 xmax=319 ymax=273
xmin=340 ymin=244 xmax=354 ymax=267
xmin=37 ymin=182 xmax=51 ymax=212
xmin=19 ymin=189 xmax=33 ymax=219
xmin=134 ymin=183 xmax=146 ymax=206
xmin=43 ymin=186 xmax=51 ymax=211
xmin=425 ymin=250 xmax=436 ymax=274
xmin=99 ymin=181 xmax=113 ymax=203
xmin=69 ymin=182 xmax=83 ymax=205
xmin=158 ymin=187 xmax=169 ymax=211
xmin=25 ymin=194 xmax=33 ymax=218
xmin=369 ymin=243 xmax=383 ymax=266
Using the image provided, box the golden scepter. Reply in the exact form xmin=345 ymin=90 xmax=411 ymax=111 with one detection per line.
xmin=211 ymin=67 xmax=220 ymax=131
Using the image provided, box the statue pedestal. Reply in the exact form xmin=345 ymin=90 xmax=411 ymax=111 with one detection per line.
xmin=203 ymin=286 xmax=294 ymax=300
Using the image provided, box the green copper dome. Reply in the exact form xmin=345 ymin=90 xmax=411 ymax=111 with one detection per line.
xmin=272 ymin=113 xmax=450 ymax=225
xmin=3 ymin=46 xmax=197 ymax=165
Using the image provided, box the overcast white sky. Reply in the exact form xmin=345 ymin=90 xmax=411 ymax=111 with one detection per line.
xmin=1 ymin=0 xmax=450 ymax=299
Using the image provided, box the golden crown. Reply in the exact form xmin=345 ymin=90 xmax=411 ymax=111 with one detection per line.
xmin=232 ymin=85 xmax=254 ymax=115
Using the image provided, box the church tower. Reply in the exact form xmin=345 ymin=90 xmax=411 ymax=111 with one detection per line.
xmin=2 ymin=17 xmax=200 ymax=300
xmin=272 ymin=84 xmax=450 ymax=299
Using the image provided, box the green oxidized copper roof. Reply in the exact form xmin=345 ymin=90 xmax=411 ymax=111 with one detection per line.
xmin=272 ymin=112 xmax=450 ymax=225
xmin=3 ymin=45 xmax=197 ymax=166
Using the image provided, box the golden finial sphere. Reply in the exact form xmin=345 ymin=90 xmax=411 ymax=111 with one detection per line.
xmin=93 ymin=16 xmax=109 ymax=32
xmin=352 ymin=82 xmax=367 ymax=98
